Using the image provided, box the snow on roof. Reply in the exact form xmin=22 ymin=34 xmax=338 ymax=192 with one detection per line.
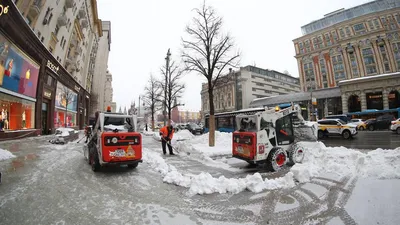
xmin=339 ymin=72 xmax=400 ymax=85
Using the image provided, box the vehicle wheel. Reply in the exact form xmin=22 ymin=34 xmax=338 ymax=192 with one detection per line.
xmin=90 ymin=150 xmax=101 ymax=172
xmin=318 ymin=130 xmax=324 ymax=139
xmin=342 ymin=130 xmax=351 ymax=139
xmin=369 ymin=125 xmax=374 ymax=131
xmin=128 ymin=162 xmax=139 ymax=169
xmin=287 ymin=144 xmax=305 ymax=166
xmin=266 ymin=148 xmax=287 ymax=172
xmin=359 ymin=126 xmax=364 ymax=131
xmin=397 ymin=127 xmax=400 ymax=135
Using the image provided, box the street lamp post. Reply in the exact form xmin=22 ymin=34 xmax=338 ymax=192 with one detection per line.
xmin=164 ymin=49 xmax=171 ymax=126
xmin=307 ymin=79 xmax=317 ymax=121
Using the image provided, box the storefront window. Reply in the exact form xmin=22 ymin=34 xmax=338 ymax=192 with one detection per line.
xmin=54 ymin=109 xmax=77 ymax=128
xmin=0 ymin=92 xmax=35 ymax=130
xmin=54 ymin=82 xmax=78 ymax=128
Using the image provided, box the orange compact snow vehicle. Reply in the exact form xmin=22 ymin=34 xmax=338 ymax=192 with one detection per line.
xmin=84 ymin=108 xmax=142 ymax=172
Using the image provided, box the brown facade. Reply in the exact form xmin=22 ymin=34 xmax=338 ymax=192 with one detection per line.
xmin=0 ymin=0 xmax=90 ymax=140
xmin=294 ymin=6 xmax=400 ymax=92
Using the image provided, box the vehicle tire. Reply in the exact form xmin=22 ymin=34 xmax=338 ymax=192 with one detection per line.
xmin=318 ymin=130 xmax=324 ymax=139
xmin=90 ymin=149 xmax=101 ymax=172
xmin=359 ymin=126 xmax=364 ymax=131
xmin=397 ymin=127 xmax=400 ymax=135
xmin=128 ymin=162 xmax=139 ymax=169
xmin=266 ymin=148 xmax=287 ymax=172
xmin=287 ymin=144 xmax=305 ymax=166
xmin=342 ymin=130 xmax=351 ymax=139
xmin=368 ymin=125 xmax=374 ymax=131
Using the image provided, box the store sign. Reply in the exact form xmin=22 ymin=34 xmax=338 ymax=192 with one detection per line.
xmin=0 ymin=31 xmax=40 ymax=98
xmin=55 ymin=82 xmax=78 ymax=112
xmin=46 ymin=60 xmax=59 ymax=75
xmin=43 ymin=89 xmax=52 ymax=99
xmin=0 ymin=5 xmax=9 ymax=17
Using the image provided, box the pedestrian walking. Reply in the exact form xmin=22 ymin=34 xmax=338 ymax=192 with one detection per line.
xmin=159 ymin=123 xmax=175 ymax=155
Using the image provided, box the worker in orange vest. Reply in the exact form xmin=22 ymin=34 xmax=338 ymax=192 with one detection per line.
xmin=159 ymin=123 xmax=175 ymax=155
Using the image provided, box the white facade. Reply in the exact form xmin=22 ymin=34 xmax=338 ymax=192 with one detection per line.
xmin=15 ymin=0 xmax=103 ymax=88
xmin=201 ymin=66 xmax=301 ymax=116
xmin=104 ymin=70 xmax=113 ymax=110
xmin=90 ymin=21 xmax=111 ymax=114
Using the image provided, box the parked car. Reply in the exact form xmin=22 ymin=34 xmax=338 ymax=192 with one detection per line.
xmin=348 ymin=118 xmax=366 ymax=130
xmin=366 ymin=114 xmax=396 ymax=131
xmin=187 ymin=123 xmax=204 ymax=135
xmin=390 ymin=118 xmax=400 ymax=134
xmin=317 ymin=119 xmax=358 ymax=139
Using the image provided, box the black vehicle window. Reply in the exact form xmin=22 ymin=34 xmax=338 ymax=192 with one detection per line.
xmin=275 ymin=116 xmax=294 ymax=144
xmin=318 ymin=121 xmax=329 ymax=125
xmin=104 ymin=117 xmax=125 ymax=126
xmin=330 ymin=121 xmax=339 ymax=125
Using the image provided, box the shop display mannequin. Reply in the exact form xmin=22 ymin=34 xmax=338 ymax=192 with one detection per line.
xmin=4 ymin=109 xmax=8 ymax=130
xmin=22 ymin=111 xmax=26 ymax=128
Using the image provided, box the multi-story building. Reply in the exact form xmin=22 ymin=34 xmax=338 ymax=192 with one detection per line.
xmin=171 ymin=107 xmax=201 ymax=123
xmin=201 ymin=65 xmax=300 ymax=117
xmin=293 ymin=0 xmax=400 ymax=114
xmin=103 ymin=69 xmax=115 ymax=110
xmin=90 ymin=20 xmax=111 ymax=114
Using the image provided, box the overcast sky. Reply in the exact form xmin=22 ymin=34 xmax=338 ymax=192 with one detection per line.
xmin=97 ymin=0 xmax=370 ymax=112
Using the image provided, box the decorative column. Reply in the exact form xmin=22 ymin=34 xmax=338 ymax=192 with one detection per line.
xmin=383 ymin=88 xmax=389 ymax=110
xmin=341 ymin=93 xmax=348 ymax=114
xmin=324 ymin=98 xmax=329 ymax=117
xmin=361 ymin=90 xmax=367 ymax=111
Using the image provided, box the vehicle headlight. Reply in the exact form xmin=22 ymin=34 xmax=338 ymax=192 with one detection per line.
xmin=111 ymin=137 xmax=118 ymax=144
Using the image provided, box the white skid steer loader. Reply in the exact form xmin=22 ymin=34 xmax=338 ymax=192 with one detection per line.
xmin=232 ymin=103 xmax=318 ymax=171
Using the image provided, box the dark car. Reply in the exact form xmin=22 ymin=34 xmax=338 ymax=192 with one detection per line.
xmin=366 ymin=114 xmax=396 ymax=131
xmin=188 ymin=123 xmax=204 ymax=135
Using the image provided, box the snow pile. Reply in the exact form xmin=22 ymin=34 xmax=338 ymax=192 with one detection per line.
xmin=55 ymin=128 xmax=75 ymax=137
xmin=152 ymin=132 xmax=161 ymax=141
xmin=291 ymin=142 xmax=400 ymax=183
xmin=173 ymin=130 xmax=194 ymax=141
xmin=142 ymin=131 xmax=155 ymax=136
xmin=142 ymin=148 xmax=295 ymax=195
xmin=0 ymin=148 xmax=16 ymax=161
xmin=174 ymin=131 xmax=232 ymax=157
xmin=104 ymin=125 xmax=126 ymax=131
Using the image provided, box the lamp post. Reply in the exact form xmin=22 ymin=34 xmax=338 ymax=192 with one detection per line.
xmin=306 ymin=79 xmax=317 ymax=121
xmin=164 ymin=49 xmax=171 ymax=126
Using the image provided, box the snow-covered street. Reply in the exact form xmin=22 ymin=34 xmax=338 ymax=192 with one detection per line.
xmin=0 ymin=132 xmax=399 ymax=225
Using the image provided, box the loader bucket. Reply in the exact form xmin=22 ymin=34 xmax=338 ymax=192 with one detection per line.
xmin=293 ymin=122 xmax=318 ymax=142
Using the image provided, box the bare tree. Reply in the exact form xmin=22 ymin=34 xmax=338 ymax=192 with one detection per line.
xmin=181 ymin=3 xmax=240 ymax=146
xmin=143 ymin=74 xmax=162 ymax=131
xmin=160 ymin=61 xmax=185 ymax=124
xmin=60 ymin=86 xmax=76 ymax=128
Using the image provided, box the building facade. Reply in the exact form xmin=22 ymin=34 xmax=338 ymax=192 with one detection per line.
xmin=0 ymin=0 xmax=91 ymax=140
xmin=201 ymin=65 xmax=300 ymax=117
xmin=293 ymin=0 xmax=400 ymax=115
xmin=171 ymin=107 xmax=201 ymax=124
xmin=90 ymin=20 xmax=111 ymax=115
xmin=103 ymin=70 xmax=113 ymax=109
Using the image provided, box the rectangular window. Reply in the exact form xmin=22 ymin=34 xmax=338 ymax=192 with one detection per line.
xmin=47 ymin=75 xmax=53 ymax=86
xmin=349 ymin=53 xmax=359 ymax=78
xmin=55 ymin=25 xmax=60 ymax=35
xmin=362 ymin=48 xmax=377 ymax=75
xmin=331 ymin=31 xmax=338 ymax=42
xmin=319 ymin=59 xmax=328 ymax=88
xmin=396 ymin=14 xmax=400 ymax=24
xmin=332 ymin=55 xmax=346 ymax=83
xmin=374 ymin=19 xmax=381 ymax=28
xmin=324 ymin=33 xmax=331 ymax=46
xmin=379 ymin=45 xmax=391 ymax=72
xmin=317 ymin=36 xmax=324 ymax=48
xmin=303 ymin=62 xmax=315 ymax=91
xmin=353 ymin=23 xmax=365 ymax=31
xmin=0 ymin=92 xmax=36 ymax=130
xmin=392 ymin=42 xmax=400 ymax=71
xmin=368 ymin=20 xmax=374 ymax=30
xmin=339 ymin=28 xmax=345 ymax=38
xmin=345 ymin=27 xmax=352 ymax=36
xmin=313 ymin=38 xmax=318 ymax=50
